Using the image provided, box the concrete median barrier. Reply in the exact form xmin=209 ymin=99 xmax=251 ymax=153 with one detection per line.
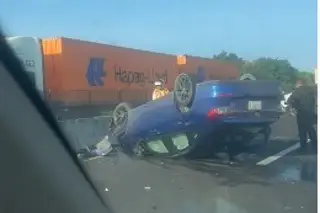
xmin=59 ymin=116 xmax=112 ymax=152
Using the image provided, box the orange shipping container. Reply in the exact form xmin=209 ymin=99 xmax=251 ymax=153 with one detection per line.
xmin=7 ymin=37 xmax=240 ymax=106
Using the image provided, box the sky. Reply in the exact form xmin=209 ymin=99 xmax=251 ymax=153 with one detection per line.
xmin=0 ymin=0 xmax=317 ymax=70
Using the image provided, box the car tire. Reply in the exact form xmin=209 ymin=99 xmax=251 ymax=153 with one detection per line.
xmin=111 ymin=102 xmax=132 ymax=136
xmin=173 ymin=73 xmax=196 ymax=113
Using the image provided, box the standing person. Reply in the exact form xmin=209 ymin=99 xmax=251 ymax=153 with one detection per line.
xmin=287 ymin=79 xmax=317 ymax=150
xmin=152 ymin=79 xmax=169 ymax=100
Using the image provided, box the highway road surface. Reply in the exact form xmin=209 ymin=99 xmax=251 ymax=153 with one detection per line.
xmin=80 ymin=114 xmax=317 ymax=213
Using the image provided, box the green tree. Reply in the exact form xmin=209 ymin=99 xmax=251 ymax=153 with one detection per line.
xmin=213 ymin=51 xmax=301 ymax=92
xmin=246 ymin=57 xmax=299 ymax=91
xmin=297 ymin=71 xmax=314 ymax=85
xmin=213 ymin=51 xmax=245 ymax=71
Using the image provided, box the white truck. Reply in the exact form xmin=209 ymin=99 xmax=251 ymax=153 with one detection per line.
xmin=6 ymin=36 xmax=44 ymax=93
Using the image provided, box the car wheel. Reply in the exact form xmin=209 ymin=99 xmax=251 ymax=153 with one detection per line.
xmin=173 ymin=73 xmax=196 ymax=113
xmin=111 ymin=102 xmax=132 ymax=135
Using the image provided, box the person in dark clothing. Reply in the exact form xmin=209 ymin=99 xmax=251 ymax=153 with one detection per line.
xmin=287 ymin=79 xmax=317 ymax=149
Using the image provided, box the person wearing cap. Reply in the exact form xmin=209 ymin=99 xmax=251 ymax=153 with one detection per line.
xmin=152 ymin=79 xmax=169 ymax=100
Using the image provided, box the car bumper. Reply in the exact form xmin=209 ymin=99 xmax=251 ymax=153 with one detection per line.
xmin=221 ymin=111 xmax=282 ymax=125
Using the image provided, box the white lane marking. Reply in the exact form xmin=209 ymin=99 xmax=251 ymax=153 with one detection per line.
xmin=256 ymin=143 xmax=300 ymax=166
xmin=270 ymin=136 xmax=298 ymax=141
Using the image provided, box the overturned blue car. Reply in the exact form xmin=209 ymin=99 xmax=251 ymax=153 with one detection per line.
xmin=108 ymin=73 xmax=284 ymax=158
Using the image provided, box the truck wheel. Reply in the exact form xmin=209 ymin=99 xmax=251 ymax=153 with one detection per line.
xmin=173 ymin=73 xmax=196 ymax=113
xmin=111 ymin=102 xmax=132 ymax=135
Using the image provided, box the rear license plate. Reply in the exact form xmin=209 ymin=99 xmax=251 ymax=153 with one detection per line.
xmin=248 ymin=101 xmax=262 ymax=110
